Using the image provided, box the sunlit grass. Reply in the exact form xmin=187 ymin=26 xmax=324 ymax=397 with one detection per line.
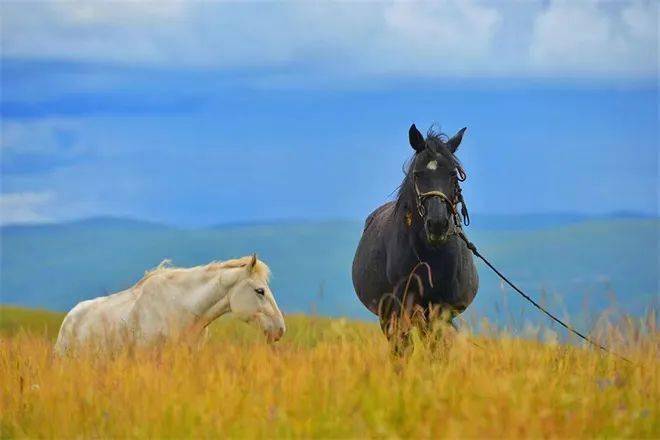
xmin=0 ymin=306 xmax=64 ymax=338
xmin=0 ymin=306 xmax=658 ymax=438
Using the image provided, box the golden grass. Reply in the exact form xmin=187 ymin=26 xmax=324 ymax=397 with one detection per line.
xmin=0 ymin=306 xmax=658 ymax=438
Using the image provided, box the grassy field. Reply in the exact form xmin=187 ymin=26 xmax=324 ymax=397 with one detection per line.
xmin=0 ymin=305 xmax=658 ymax=438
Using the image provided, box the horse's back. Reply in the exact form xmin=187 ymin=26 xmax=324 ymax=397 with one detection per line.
xmin=55 ymin=289 xmax=136 ymax=354
xmin=352 ymin=202 xmax=396 ymax=315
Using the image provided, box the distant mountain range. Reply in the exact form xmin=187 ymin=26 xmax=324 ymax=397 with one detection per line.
xmin=3 ymin=211 xmax=655 ymax=232
xmin=1 ymin=214 xmax=657 ymax=328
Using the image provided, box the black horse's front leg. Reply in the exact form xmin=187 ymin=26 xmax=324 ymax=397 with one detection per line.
xmin=413 ymin=304 xmax=458 ymax=353
xmin=378 ymin=279 xmax=425 ymax=357
xmin=378 ymin=293 xmax=410 ymax=357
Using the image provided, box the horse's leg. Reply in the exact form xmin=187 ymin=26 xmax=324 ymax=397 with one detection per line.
xmin=418 ymin=304 xmax=457 ymax=353
xmin=379 ymin=278 xmax=426 ymax=357
xmin=378 ymin=291 xmax=413 ymax=357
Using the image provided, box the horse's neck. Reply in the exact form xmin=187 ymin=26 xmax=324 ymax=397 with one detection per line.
xmin=395 ymin=179 xmax=416 ymax=222
xmin=177 ymin=268 xmax=233 ymax=327
xmin=414 ymin=234 xmax=463 ymax=268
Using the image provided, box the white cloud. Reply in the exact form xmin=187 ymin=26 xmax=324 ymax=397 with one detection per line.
xmin=1 ymin=119 xmax=82 ymax=153
xmin=0 ymin=192 xmax=55 ymax=225
xmin=529 ymin=1 xmax=658 ymax=77
xmin=361 ymin=2 xmax=502 ymax=76
xmin=0 ymin=1 xmax=657 ymax=80
xmin=1 ymin=118 xmax=95 ymax=175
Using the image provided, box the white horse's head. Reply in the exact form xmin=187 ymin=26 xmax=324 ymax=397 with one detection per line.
xmin=227 ymin=254 xmax=286 ymax=342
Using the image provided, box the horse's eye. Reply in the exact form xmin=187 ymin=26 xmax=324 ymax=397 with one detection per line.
xmin=254 ymin=288 xmax=265 ymax=296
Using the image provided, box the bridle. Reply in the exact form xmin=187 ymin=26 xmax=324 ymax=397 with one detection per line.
xmin=413 ymin=177 xmax=456 ymax=219
xmin=412 ymin=161 xmax=470 ymax=229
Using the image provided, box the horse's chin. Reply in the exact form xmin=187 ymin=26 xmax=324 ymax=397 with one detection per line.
xmin=426 ymin=232 xmax=450 ymax=247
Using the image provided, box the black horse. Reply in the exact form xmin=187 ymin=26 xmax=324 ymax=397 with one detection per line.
xmin=352 ymin=124 xmax=478 ymax=349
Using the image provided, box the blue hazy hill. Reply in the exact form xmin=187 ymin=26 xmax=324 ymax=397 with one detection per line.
xmin=1 ymin=215 xmax=657 ymax=326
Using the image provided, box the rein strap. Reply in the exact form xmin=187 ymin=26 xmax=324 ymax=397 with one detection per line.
xmin=457 ymin=231 xmax=632 ymax=364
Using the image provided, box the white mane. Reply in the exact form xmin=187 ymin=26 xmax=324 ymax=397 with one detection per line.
xmin=137 ymin=256 xmax=271 ymax=289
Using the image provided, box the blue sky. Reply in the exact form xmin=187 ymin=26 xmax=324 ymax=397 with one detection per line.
xmin=1 ymin=1 xmax=657 ymax=226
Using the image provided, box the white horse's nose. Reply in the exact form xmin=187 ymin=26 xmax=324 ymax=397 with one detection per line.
xmin=266 ymin=315 xmax=285 ymax=342
xmin=266 ymin=326 xmax=284 ymax=343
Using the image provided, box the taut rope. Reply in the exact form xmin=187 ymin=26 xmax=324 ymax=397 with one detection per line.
xmin=457 ymin=230 xmax=632 ymax=364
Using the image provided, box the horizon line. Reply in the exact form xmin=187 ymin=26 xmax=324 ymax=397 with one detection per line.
xmin=1 ymin=210 xmax=657 ymax=230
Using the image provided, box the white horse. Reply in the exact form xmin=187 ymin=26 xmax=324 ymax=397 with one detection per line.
xmin=55 ymin=254 xmax=285 ymax=354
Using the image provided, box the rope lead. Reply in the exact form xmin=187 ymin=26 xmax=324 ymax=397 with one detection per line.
xmin=457 ymin=231 xmax=632 ymax=364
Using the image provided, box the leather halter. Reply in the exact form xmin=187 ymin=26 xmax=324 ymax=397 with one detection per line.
xmin=412 ymin=173 xmax=460 ymax=227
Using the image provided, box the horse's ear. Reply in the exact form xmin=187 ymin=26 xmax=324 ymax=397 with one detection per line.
xmin=409 ymin=124 xmax=425 ymax=152
xmin=447 ymin=127 xmax=467 ymax=153
xmin=249 ymin=253 xmax=258 ymax=272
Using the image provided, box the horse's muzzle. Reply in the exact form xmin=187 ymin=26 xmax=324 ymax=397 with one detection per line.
xmin=266 ymin=326 xmax=285 ymax=343
xmin=425 ymin=219 xmax=451 ymax=245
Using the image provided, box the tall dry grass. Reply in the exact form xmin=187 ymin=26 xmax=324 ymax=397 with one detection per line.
xmin=0 ymin=308 xmax=658 ymax=438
